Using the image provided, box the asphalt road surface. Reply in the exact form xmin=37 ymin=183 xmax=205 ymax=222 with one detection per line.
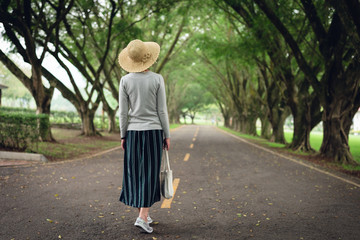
xmin=1 ymin=125 xmax=360 ymax=240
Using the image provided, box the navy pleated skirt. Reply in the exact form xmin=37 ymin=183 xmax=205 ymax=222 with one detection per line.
xmin=119 ymin=130 xmax=163 ymax=208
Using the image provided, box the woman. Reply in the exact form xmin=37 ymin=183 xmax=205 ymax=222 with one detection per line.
xmin=118 ymin=39 xmax=171 ymax=234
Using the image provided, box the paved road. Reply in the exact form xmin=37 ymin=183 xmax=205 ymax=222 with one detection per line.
xmin=1 ymin=125 xmax=360 ymax=240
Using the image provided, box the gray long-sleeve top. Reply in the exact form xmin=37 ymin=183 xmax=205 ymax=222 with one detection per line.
xmin=118 ymin=71 xmax=170 ymax=139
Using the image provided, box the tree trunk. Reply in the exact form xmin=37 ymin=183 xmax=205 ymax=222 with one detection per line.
xmin=175 ymin=114 xmax=180 ymax=124
xmin=33 ymin=68 xmax=55 ymax=142
xmin=290 ymin=112 xmax=313 ymax=152
xmin=242 ymin=113 xmax=257 ymax=135
xmin=182 ymin=113 xmax=187 ymax=124
xmin=320 ymin=104 xmax=358 ymax=165
xmin=107 ymin=110 xmax=118 ymax=133
xmin=39 ymin=101 xmax=55 ymax=142
xmin=23 ymin=63 xmax=55 ymax=141
xmin=271 ymin=122 xmax=285 ymax=143
xmin=238 ymin=115 xmax=246 ymax=133
xmin=168 ymin=109 xmax=180 ymax=124
xmin=260 ymin=115 xmax=272 ymax=139
xmin=269 ymin=108 xmax=289 ymax=143
xmin=80 ymin=109 xmax=98 ymax=136
xmin=223 ymin=115 xmax=230 ymax=128
xmin=102 ymin=99 xmax=118 ymax=133
xmin=289 ymin=92 xmax=321 ymax=152
xmin=218 ymin=102 xmax=231 ymax=128
xmin=233 ymin=117 xmax=240 ymax=132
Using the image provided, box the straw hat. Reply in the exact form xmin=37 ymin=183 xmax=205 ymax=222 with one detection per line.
xmin=118 ymin=39 xmax=160 ymax=72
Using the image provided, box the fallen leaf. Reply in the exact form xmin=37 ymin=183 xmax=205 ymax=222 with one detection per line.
xmin=46 ymin=219 xmax=53 ymax=223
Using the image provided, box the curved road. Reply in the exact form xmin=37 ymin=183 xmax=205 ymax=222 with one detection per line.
xmin=1 ymin=125 xmax=360 ymax=239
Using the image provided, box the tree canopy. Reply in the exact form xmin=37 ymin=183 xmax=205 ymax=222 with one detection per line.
xmin=0 ymin=0 xmax=359 ymax=165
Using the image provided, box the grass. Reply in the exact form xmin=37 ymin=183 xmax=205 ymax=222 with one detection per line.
xmin=29 ymin=124 xmax=182 ymax=161
xmin=170 ymin=124 xmax=182 ymax=129
xmin=220 ymin=126 xmax=360 ymax=173
xmin=284 ymin=130 xmax=360 ymax=164
xmin=30 ymin=129 xmax=120 ymax=161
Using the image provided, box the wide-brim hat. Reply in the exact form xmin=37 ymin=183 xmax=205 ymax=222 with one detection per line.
xmin=118 ymin=39 xmax=160 ymax=73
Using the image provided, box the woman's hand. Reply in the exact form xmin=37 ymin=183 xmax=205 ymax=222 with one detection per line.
xmin=164 ymin=138 xmax=170 ymax=151
xmin=121 ymin=139 xmax=126 ymax=150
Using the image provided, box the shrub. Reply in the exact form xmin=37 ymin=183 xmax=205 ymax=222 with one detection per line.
xmin=0 ymin=106 xmax=36 ymax=114
xmin=0 ymin=111 xmax=48 ymax=151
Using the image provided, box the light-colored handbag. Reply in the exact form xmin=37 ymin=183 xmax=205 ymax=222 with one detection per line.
xmin=160 ymin=150 xmax=174 ymax=199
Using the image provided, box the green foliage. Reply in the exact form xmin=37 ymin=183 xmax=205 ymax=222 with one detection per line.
xmin=169 ymin=124 xmax=181 ymax=129
xmin=0 ymin=106 xmax=35 ymax=114
xmin=50 ymin=110 xmax=79 ymax=124
xmin=0 ymin=62 xmax=32 ymax=106
xmin=0 ymin=111 xmax=48 ymax=151
xmin=182 ymin=83 xmax=215 ymax=115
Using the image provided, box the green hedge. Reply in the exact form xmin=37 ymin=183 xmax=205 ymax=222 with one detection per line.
xmin=0 ymin=107 xmax=119 ymax=131
xmin=0 ymin=106 xmax=36 ymax=114
xmin=0 ymin=112 xmax=49 ymax=151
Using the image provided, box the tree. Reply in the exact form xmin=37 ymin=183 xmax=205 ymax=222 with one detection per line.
xmin=140 ymin=0 xmax=193 ymax=123
xmin=189 ymin=5 xmax=267 ymax=136
xmin=39 ymin=0 xmax=120 ymax=136
xmin=40 ymin=0 xmax=175 ymax=135
xmin=182 ymin=83 xmax=214 ymax=124
xmin=254 ymin=0 xmax=360 ymax=165
xmin=0 ymin=0 xmax=74 ymax=141
xmin=221 ymin=0 xmax=323 ymax=147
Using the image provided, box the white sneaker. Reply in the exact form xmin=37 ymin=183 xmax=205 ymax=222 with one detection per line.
xmin=147 ymin=215 xmax=153 ymax=224
xmin=134 ymin=217 xmax=153 ymax=233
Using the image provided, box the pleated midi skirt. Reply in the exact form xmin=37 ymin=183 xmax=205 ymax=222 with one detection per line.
xmin=119 ymin=130 xmax=163 ymax=208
